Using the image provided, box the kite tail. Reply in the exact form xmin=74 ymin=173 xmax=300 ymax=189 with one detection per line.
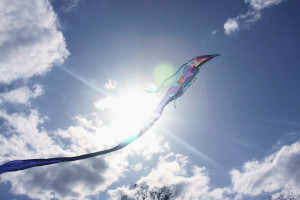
xmin=0 ymin=146 xmax=120 ymax=175
xmin=146 ymin=63 xmax=186 ymax=93
xmin=0 ymin=106 xmax=165 ymax=175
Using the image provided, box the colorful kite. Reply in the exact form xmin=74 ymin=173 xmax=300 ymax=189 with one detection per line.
xmin=0 ymin=54 xmax=219 ymax=175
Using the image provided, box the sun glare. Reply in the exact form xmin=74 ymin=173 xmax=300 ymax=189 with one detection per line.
xmin=113 ymin=89 xmax=159 ymax=128
xmin=97 ymin=88 xmax=160 ymax=143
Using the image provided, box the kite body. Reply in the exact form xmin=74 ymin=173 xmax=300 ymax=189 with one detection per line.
xmin=154 ymin=54 xmax=219 ymax=116
xmin=0 ymin=54 xmax=219 ymax=175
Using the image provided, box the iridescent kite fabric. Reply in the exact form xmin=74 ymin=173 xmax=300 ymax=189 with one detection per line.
xmin=0 ymin=54 xmax=219 ymax=175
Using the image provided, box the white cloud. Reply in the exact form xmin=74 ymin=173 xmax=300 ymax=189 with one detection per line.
xmin=0 ymin=84 xmax=43 ymax=105
xmin=230 ymin=141 xmax=300 ymax=197
xmin=212 ymin=29 xmax=218 ymax=35
xmin=0 ymin=0 xmax=69 ymax=84
xmin=245 ymin=0 xmax=286 ymax=10
xmin=104 ymin=79 xmax=117 ymax=90
xmin=224 ymin=0 xmax=289 ymax=35
xmin=60 ymin=0 xmax=80 ymax=12
xmin=0 ymin=109 xmax=63 ymax=162
xmin=224 ymin=18 xmax=239 ymax=35
xmin=108 ymin=153 xmax=231 ymax=200
xmin=94 ymin=95 xmax=115 ymax=110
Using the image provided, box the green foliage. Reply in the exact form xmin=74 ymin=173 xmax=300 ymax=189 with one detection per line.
xmin=120 ymin=182 xmax=178 ymax=200
xmin=265 ymin=186 xmax=300 ymax=200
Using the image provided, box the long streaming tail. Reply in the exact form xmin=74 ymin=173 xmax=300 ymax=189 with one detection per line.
xmin=0 ymin=126 xmax=152 ymax=174
xmin=0 ymin=95 xmax=168 ymax=175
xmin=0 ymin=146 xmax=119 ymax=175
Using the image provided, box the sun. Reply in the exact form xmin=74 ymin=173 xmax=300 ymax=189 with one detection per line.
xmin=96 ymin=87 xmax=160 ymax=143
xmin=112 ymin=88 xmax=159 ymax=130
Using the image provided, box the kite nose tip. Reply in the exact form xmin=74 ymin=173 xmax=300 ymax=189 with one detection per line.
xmin=207 ymin=54 xmax=220 ymax=60
xmin=212 ymin=54 xmax=220 ymax=58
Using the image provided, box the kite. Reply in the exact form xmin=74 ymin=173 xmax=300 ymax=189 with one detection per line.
xmin=0 ymin=54 xmax=219 ymax=175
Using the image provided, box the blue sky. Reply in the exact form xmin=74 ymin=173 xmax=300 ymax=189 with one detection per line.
xmin=0 ymin=0 xmax=300 ymax=199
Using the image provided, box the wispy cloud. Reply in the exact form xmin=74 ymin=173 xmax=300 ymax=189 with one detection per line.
xmin=224 ymin=0 xmax=289 ymax=35
xmin=212 ymin=29 xmax=218 ymax=35
xmin=104 ymin=79 xmax=117 ymax=90
xmin=60 ymin=0 xmax=80 ymax=13
xmin=0 ymin=0 xmax=69 ymax=84
xmin=0 ymin=84 xmax=43 ymax=105
xmin=224 ymin=18 xmax=239 ymax=35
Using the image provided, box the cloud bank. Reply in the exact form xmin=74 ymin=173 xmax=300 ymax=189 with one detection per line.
xmin=231 ymin=141 xmax=300 ymax=197
xmin=0 ymin=107 xmax=169 ymax=199
xmin=108 ymin=141 xmax=300 ymax=200
xmin=0 ymin=0 xmax=69 ymax=84
xmin=108 ymin=153 xmax=231 ymax=200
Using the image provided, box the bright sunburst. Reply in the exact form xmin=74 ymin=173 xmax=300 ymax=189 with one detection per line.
xmin=95 ymin=87 xmax=160 ymax=143
xmin=112 ymin=89 xmax=159 ymax=127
